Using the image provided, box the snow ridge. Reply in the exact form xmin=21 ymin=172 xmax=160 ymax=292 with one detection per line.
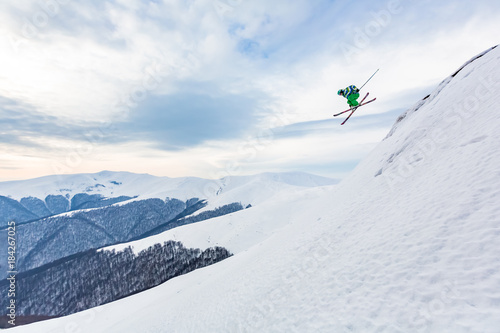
xmin=386 ymin=44 xmax=498 ymax=139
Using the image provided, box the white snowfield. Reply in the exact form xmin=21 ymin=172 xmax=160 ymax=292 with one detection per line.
xmin=11 ymin=46 xmax=500 ymax=332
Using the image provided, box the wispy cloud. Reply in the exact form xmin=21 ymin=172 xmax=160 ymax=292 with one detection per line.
xmin=117 ymin=85 xmax=265 ymax=150
xmin=0 ymin=0 xmax=499 ymax=181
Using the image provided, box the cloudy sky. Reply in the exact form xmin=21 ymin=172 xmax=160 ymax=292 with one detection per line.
xmin=0 ymin=0 xmax=499 ymax=181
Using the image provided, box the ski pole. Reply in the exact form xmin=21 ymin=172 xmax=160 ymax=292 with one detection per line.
xmin=359 ymin=68 xmax=379 ymax=91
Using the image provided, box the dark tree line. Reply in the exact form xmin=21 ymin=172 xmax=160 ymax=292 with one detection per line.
xmin=0 ymin=241 xmax=232 ymax=318
xmin=140 ymin=202 xmax=244 ymax=238
xmin=5 ymin=198 xmax=242 ymax=279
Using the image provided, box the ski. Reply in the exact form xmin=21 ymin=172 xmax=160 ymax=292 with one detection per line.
xmin=340 ymin=98 xmax=376 ymax=125
xmin=334 ymin=92 xmax=369 ymax=117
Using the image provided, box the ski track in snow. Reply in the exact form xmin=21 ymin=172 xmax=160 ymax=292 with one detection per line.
xmin=9 ymin=46 xmax=500 ymax=332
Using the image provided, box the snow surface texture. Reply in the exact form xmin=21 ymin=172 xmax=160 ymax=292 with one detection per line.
xmin=10 ymin=46 xmax=500 ymax=332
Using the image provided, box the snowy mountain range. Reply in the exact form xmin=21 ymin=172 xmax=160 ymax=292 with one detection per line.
xmin=0 ymin=170 xmax=337 ymax=326
xmin=4 ymin=45 xmax=500 ymax=332
xmin=0 ymin=170 xmax=336 ymax=224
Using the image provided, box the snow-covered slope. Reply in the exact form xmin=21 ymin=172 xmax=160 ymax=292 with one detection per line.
xmin=11 ymin=46 xmax=500 ymax=332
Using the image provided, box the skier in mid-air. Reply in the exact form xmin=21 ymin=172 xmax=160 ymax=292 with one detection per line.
xmin=333 ymin=69 xmax=379 ymax=125
xmin=337 ymin=85 xmax=360 ymax=110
